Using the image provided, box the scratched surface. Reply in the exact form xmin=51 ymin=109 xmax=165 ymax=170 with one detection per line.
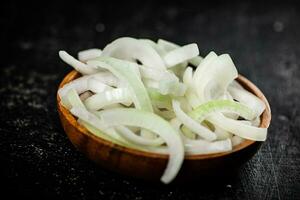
xmin=1 ymin=1 xmax=299 ymax=200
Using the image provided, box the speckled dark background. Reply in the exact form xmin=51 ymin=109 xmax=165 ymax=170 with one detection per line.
xmin=1 ymin=1 xmax=299 ymax=199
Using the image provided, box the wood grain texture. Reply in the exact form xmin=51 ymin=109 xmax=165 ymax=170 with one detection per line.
xmin=57 ymin=70 xmax=271 ymax=182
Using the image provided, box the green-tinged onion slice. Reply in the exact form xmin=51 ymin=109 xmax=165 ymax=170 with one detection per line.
xmin=189 ymin=100 xmax=256 ymax=122
xmin=98 ymin=108 xmax=184 ymax=184
xmin=87 ymin=57 xmax=153 ymax=112
xmin=172 ymin=100 xmax=217 ymax=141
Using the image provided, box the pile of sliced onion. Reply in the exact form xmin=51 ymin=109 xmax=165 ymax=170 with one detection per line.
xmin=58 ymin=37 xmax=268 ymax=184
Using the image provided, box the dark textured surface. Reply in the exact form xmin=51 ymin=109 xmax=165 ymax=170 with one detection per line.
xmin=1 ymin=1 xmax=300 ymax=199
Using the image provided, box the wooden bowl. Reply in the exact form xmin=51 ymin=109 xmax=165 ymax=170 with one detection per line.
xmin=57 ymin=70 xmax=271 ymax=183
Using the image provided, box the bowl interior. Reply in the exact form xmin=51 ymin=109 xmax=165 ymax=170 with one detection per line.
xmin=57 ymin=70 xmax=271 ymax=160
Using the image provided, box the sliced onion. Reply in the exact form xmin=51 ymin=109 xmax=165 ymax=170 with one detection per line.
xmin=115 ymin=126 xmax=164 ymax=146
xmin=88 ymin=78 xmax=112 ymax=94
xmin=87 ymin=57 xmax=153 ymax=112
xmin=71 ymin=107 xmax=129 ymax=143
xmin=193 ymin=53 xmax=238 ymax=102
xmin=228 ymin=86 xmax=266 ymax=117
xmin=163 ymin=43 xmax=199 ymax=68
xmin=189 ymin=100 xmax=256 ymax=122
xmin=84 ymin=88 xmax=132 ymax=110
xmin=99 ymin=108 xmax=184 ymax=184
xmin=78 ymin=48 xmax=102 ymax=62
xmin=59 ymin=51 xmax=98 ymax=75
xmin=207 ymin=113 xmax=267 ymax=141
xmin=102 ymin=37 xmax=165 ymax=70
xmin=172 ymin=100 xmax=217 ymax=141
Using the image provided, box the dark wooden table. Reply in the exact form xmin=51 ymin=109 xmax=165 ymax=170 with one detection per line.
xmin=1 ymin=1 xmax=299 ymax=199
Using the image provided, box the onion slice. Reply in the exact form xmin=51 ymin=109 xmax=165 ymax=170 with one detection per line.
xmin=99 ymin=108 xmax=184 ymax=184
xmin=172 ymin=100 xmax=217 ymax=141
xmin=102 ymin=37 xmax=165 ymax=70
xmin=59 ymin=51 xmax=98 ymax=75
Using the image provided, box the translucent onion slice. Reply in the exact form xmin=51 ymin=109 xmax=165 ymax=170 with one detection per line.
xmin=71 ymin=107 xmax=129 ymax=143
xmin=147 ymin=88 xmax=172 ymax=110
xmin=139 ymin=39 xmax=166 ymax=56
xmin=172 ymin=100 xmax=217 ymax=141
xmin=78 ymin=48 xmax=102 ymax=62
xmin=58 ymin=72 xmax=119 ymax=99
xmin=169 ymin=118 xmax=232 ymax=154
xmin=81 ymin=119 xmax=168 ymax=154
xmin=189 ymin=100 xmax=256 ymax=123
xmin=99 ymin=108 xmax=184 ymax=184
xmin=102 ymin=37 xmax=165 ymax=70
xmin=184 ymin=138 xmax=232 ymax=155
xmin=61 ymin=89 xmax=85 ymax=109
xmin=59 ymin=51 xmax=98 ymax=75
xmin=88 ymin=78 xmax=112 ymax=94
xmin=157 ymin=39 xmax=179 ymax=52
xmin=87 ymin=57 xmax=153 ymax=112
xmin=207 ymin=113 xmax=267 ymax=141
xmin=115 ymin=126 xmax=164 ymax=146
xmin=157 ymin=39 xmax=202 ymax=67
xmin=163 ymin=43 xmax=199 ymax=68
xmin=193 ymin=53 xmax=238 ymax=102
xmin=84 ymin=88 xmax=132 ymax=110
xmin=228 ymin=86 xmax=266 ymax=117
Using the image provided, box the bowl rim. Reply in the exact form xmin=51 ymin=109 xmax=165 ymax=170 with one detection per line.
xmin=57 ymin=70 xmax=271 ymax=160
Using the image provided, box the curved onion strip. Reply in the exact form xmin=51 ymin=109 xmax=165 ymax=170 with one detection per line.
xmin=87 ymin=57 xmax=153 ymax=112
xmin=84 ymin=88 xmax=132 ymax=110
xmin=99 ymin=108 xmax=184 ymax=184
xmin=59 ymin=51 xmax=98 ymax=75
xmin=172 ymin=100 xmax=217 ymax=141
xmin=169 ymin=118 xmax=232 ymax=154
xmin=102 ymin=37 xmax=165 ymax=70
xmin=193 ymin=53 xmax=238 ymax=102
xmin=71 ymin=107 xmax=129 ymax=143
xmin=189 ymin=100 xmax=256 ymax=122
xmin=228 ymin=86 xmax=266 ymax=117
xmin=207 ymin=113 xmax=267 ymax=141
xmin=78 ymin=48 xmax=102 ymax=62
xmin=163 ymin=43 xmax=199 ymax=68
xmin=157 ymin=39 xmax=179 ymax=52
xmin=115 ymin=126 xmax=164 ymax=146
xmin=88 ymin=78 xmax=112 ymax=94
xmin=58 ymin=72 xmax=119 ymax=99
xmin=139 ymin=39 xmax=166 ymax=56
